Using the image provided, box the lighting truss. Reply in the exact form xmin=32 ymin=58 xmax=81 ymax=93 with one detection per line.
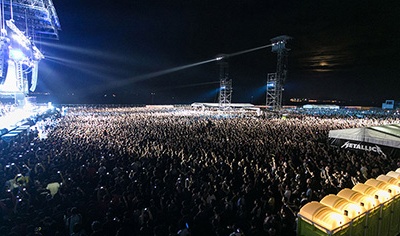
xmin=266 ymin=35 xmax=291 ymax=110
xmin=2 ymin=0 xmax=61 ymax=40
xmin=217 ymin=54 xmax=232 ymax=107
xmin=266 ymin=73 xmax=281 ymax=109
xmin=0 ymin=0 xmax=60 ymax=102
xmin=7 ymin=20 xmax=43 ymax=60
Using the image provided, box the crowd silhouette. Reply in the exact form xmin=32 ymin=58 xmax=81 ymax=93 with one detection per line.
xmin=0 ymin=105 xmax=399 ymax=236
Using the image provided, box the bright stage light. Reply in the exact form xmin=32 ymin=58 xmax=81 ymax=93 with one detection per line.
xmin=10 ymin=34 xmax=29 ymax=50
xmin=32 ymin=45 xmax=44 ymax=60
xmin=6 ymin=20 xmax=44 ymax=62
xmin=267 ymin=82 xmax=275 ymax=88
xmin=9 ymin=48 xmax=26 ymax=61
xmin=23 ymin=100 xmax=35 ymax=110
xmin=7 ymin=21 xmax=31 ymax=46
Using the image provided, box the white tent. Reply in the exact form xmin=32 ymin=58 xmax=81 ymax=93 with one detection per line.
xmin=329 ymin=124 xmax=400 ymax=149
xmin=329 ymin=124 xmax=400 ymax=158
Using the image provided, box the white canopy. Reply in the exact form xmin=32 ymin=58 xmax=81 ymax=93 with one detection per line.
xmin=329 ymin=124 xmax=400 ymax=149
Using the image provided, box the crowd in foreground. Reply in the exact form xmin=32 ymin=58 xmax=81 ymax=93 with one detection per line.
xmin=0 ymin=106 xmax=399 ymax=236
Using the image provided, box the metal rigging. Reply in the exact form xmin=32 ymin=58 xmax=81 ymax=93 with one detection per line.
xmin=266 ymin=35 xmax=291 ymax=110
xmin=216 ymin=54 xmax=232 ymax=108
xmin=0 ymin=0 xmax=60 ymax=105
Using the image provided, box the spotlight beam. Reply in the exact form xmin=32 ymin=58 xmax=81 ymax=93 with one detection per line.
xmin=117 ymin=58 xmax=217 ymax=84
xmin=75 ymin=43 xmax=273 ymax=95
xmin=39 ymin=41 xmax=140 ymax=65
xmin=116 ymin=43 xmax=273 ymax=86
xmin=227 ymin=44 xmax=273 ymax=57
xmin=45 ymin=57 xmax=114 ymax=81
xmin=155 ymin=81 xmax=220 ymax=92
xmin=45 ymin=55 xmax=125 ymax=78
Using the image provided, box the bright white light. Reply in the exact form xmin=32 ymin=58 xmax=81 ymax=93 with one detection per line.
xmin=0 ymin=108 xmax=34 ymax=130
xmin=11 ymin=34 xmax=30 ymax=50
xmin=6 ymin=20 xmax=44 ymax=62
xmin=32 ymin=45 xmax=44 ymax=60
xmin=7 ymin=20 xmax=31 ymax=49
xmin=23 ymin=100 xmax=35 ymax=110
xmin=216 ymin=56 xmax=224 ymax=61
xmin=267 ymin=82 xmax=275 ymax=88
xmin=9 ymin=48 xmax=26 ymax=61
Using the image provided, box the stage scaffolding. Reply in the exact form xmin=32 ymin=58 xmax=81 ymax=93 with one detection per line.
xmin=266 ymin=35 xmax=291 ymax=110
xmin=217 ymin=54 xmax=232 ymax=108
xmin=0 ymin=0 xmax=60 ymax=105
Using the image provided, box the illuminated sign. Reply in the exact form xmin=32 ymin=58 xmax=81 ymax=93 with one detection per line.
xmin=341 ymin=141 xmax=386 ymax=157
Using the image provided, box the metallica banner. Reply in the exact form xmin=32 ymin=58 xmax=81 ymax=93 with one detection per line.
xmin=330 ymin=138 xmax=400 ymax=158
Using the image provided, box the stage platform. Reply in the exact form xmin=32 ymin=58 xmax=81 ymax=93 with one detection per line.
xmin=0 ymin=103 xmax=54 ymax=142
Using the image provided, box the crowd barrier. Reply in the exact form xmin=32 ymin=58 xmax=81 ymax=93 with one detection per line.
xmin=297 ymin=168 xmax=400 ymax=236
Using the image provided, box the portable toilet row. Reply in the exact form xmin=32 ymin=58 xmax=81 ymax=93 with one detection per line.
xmin=375 ymin=171 xmax=400 ymax=236
xmin=297 ymin=169 xmax=400 ymax=236
xmin=298 ymin=201 xmax=352 ymax=235
xmin=337 ymin=188 xmax=381 ymax=236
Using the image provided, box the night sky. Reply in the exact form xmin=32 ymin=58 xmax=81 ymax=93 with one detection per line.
xmin=35 ymin=0 xmax=400 ymax=106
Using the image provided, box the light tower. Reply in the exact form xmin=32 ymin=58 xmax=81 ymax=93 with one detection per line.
xmin=266 ymin=35 xmax=291 ymax=110
xmin=216 ymin=54 xmax=232 ymax=108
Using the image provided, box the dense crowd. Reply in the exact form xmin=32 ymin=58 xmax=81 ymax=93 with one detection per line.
xmin=0 ymin=106 xmax=399 ymax=236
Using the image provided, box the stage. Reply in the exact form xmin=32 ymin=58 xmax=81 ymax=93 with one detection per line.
xmin=0 ymin=102 xmax=54 ymax=141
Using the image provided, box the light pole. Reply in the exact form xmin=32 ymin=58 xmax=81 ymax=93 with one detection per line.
xmin=151 ymin=92 xmax=155 ymax=104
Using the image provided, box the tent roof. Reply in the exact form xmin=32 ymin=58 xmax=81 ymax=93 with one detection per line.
xmin=191 ymin=102 xmax=254 ymax=108
xmin=329 ymin=124 xmax=400 ymax=149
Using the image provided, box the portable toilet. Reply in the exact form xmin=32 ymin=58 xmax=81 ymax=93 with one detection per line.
xmin=298 ymin=201 xmax=330 ymax=236
xmin=337 ymin=188 xmax=379 ymax=210
xmin=337 ymin=188 xmax=380 ymax=236
xmin=353 ymin=183 xmax=394 ymax=236
xmin=376 ymin=175 xmax=400 ymax=235
xmin=298 ymin=201 xmax=351 ymax=236
xmin=377 ymin=175 xmax=400 ymax=187
xmin=365 ymin=179 xmax=400 ymax=196
xmin=320 ymin=194 xmax=367 ymax=236
xmin=387 ymin=171 xmax=400 ymax=180
xmin=352 ymin=183 xmax=392 ymax=204
xmin=320 ymin=194 xmax=366 ymax=218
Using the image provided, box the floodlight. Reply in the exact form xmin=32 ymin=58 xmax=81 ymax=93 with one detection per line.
xmin=267 ymin=82 xmax=275 ymax=88
xmin=9 ymin=48 xmax=26 ymax=61
xmin=10 ymin=33 xmax=30 ymax=50
xmin=32 ymin=45 xmax=44 ymax=60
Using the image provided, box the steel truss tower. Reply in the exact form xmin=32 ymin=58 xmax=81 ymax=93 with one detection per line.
xmin=266 ymin=35 xmax=291 ymax=110
xmin=217 ymin=54 xmax=232 ymax=107
xmin=2 ymin=0 xmax=61 ymax=40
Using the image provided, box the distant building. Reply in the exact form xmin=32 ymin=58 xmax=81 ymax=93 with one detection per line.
xmin=302 ymin=104 xmax=340 ymax=109
xmin=382 ymin=100 xmax=399 ymax=109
